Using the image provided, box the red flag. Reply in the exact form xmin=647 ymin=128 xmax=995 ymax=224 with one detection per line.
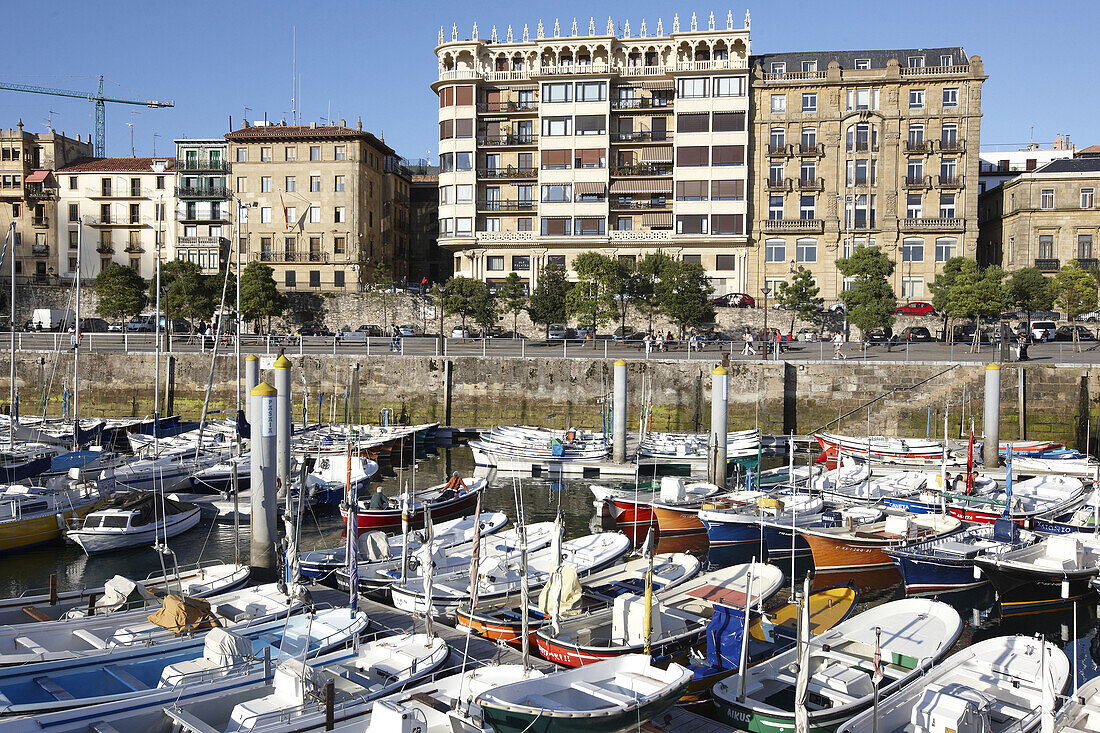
xmin=966 ymin=428 xmax=975 ymax=494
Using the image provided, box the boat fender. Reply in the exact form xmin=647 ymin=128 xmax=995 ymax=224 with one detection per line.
xmin=55 ymin=512 xmax=65 ymax=530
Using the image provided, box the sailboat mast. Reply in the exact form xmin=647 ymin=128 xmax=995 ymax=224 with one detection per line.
xmin=153 ymin=196 xmax=162 ymax=454
xmin=73 ymin=224 xmax=81 ymax=448
xmin=7 ymin=222 xmax=15 ymax=446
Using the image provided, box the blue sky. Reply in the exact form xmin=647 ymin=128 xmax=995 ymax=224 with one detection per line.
xmin=1 ymin=0 xmax=1096 ymax=158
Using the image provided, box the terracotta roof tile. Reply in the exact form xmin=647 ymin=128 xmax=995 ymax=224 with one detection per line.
xmin=56 ymin=157 xmax=175 ymax=173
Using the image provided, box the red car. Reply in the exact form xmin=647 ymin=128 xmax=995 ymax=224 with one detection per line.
xmin=896 ymin=301 xmax=935 ymax=316
xmin=713 ymin=292 xmax=756 ymax=308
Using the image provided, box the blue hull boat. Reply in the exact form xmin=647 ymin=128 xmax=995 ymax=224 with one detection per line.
xmin=884 ymin=519 xmax=1038 ymax=594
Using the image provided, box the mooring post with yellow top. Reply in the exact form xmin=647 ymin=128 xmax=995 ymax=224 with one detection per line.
xmin=244 ymin=354 xmax=259 ymax=424
xmin=273 ymin=355 xmax=292 ymax=500
xmin=711 ymin=365 xmax=729 ymax=485
xmin=250 ymin=381 xmax=278 ymax=578
xmin=984 ymin=362 xmax=1001 ymax=468
xmin=613 ymin=359 xmax=628 ymax=463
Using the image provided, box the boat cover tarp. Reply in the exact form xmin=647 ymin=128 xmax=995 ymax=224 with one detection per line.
xmin=147 ymin=594 xmax=221 ymax=634
xmin=203 ymin=627 xmax=253 ymax=666
xmin=102 ymin=490 xmax=196 ymax=525
xmin=538 ymin=565 xmax=582 ymax=617
xmin=96 ymin=575 xmax=154 ymax=614
xmin=359 ymin=531 xmax=390 ymax=561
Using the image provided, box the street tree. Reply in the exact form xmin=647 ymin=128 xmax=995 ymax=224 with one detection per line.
xmin=1006 ymin=267 xmax=1053 ymax=335
xmin=929 ymin=256 xmax=970 ymax=342
xmin=371 ymin=261 xmax=395 ymax=333
xmin=94 ymin=263 xmax=147 ymax=320
xmin=239 ymin=262 xmax=288 ymax=334
xmin=441 ymin=276 xmax=494 ymax=334
xmin=656 ymin=259 xmax=714 ymax=336
xmin=944 ymin=261 xmax=1008 ymax=351
xmin=496 ymin=272 xmax=528 ymax=336
xmin=836 ymin=245 xmax=897 ymax=343
xmin=566 ymin=252 xmax=619 ymax=339
xmin=1051 ymin=262 xmax=1099 ymax=351
xmin=527 ymin=263 xmax=570 ymax=337
xmin=774 ymin=267 xmax=824 ymax=334
xmin=150 ymin=260 xmax=216 ymax=324
xmin=634 ymin=251 xmax=673 ymax=335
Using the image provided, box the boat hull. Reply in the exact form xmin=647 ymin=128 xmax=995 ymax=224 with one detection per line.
xmin=651 ymin=504 xmax=705 ymax=537
xmin=534 ymin=626 xmax=703 ymax=668
xmin=0 ymin=500 xmax=103 ymax=554
xmin=884 ymin=550 xmax=985 ymax=593
xmin=68 ymin=507 xmax=202 ymax=555
xmin=341 ymin=487 xmax=480 ymax=532
xmin=976 ymin=562 xmax=1098 ymax=611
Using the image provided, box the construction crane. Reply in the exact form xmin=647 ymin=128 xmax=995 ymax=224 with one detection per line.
xmin=0 ymin=75 xmax=174 ymax=157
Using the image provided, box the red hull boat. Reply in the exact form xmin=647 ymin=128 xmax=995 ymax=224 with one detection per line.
xmin=340 ymin=476 xmax=485 ymax=533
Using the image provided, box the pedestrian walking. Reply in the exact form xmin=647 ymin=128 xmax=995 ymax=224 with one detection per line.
xmin=741 ymin=330 xmax=756 ymax=355
xmin=656 ymin=333 xmax=666 ymax=352
xmin=833 ymin=331 xmax=846 ymax=360
xmin=644 ymin=332 xmax=653 ymax=355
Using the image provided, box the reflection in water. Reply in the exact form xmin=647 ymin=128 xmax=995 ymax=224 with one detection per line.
xmin=0 ymin=445 xmax=1097 ymax=686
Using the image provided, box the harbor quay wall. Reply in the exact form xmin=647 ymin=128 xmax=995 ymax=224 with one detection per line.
xmin=0 ymin=354 xmax=1092 ymax=449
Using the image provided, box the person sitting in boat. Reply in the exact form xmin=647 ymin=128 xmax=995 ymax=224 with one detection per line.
xmin=368 ymin=487 xmax=388 ymax=510
xmin=441 ymin=473 xmax=467 ymax=498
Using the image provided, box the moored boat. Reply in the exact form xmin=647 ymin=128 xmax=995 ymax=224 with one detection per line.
xmin=799 ymin=512 xmax=963 ymax=571
xmin=65 ymin=490 xmax=202 ymax=555
xmin=476 ymin=654 xmax=691 ymax=733
xmin=339 ymin=475 xmax=485 ymax=532
xmin=973 ymin=532 xmax=1100 ymax=612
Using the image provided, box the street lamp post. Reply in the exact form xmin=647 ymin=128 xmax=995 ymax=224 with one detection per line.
xmin=761 ymin=286 xmax=771 ymax=360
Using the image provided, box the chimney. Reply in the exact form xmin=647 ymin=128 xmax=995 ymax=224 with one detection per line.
xmin=310 ymin=121 xmax=316 ymax=129
xmin=340 ymin=118 xmax=346 ymax=128
xmin=357 ymin=117 xmax=362 ymax=131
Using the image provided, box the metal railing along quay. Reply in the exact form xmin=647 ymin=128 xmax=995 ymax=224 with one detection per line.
xmin=5 ymin=332 xmax=1100 ymax=364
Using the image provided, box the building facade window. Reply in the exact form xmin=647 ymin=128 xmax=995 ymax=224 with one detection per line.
xmin=770 ymin=94 xmax=786 ymax=113
xmin=935 ymin=237 xmax=957 ymax=262
xmin=942 ymin=88 xmax=958 ymax=108
xmin=801 ymin=127 xmax=816 ymax=148
xmin=902 ymin=276 xmax=924 ymax=299
xmin=711 ymin=214 xmax=743 ymax=235
xmin=765 ymin=239 xmax=785 ymax=263
xmin=1078 ymin=234 xmax=1093 ymax=260
xmin=1082 ymin=188 xmax=1095 ymax=208
xmin=486 ymin=256 xmax=505 ymax=271
xmin=902 ymin=238 xmax=924 ymax=262
xmin=795 ymin=238 xmax=817 ymax=263
xmin=940 ymin=193 xmax=956 ymax=218
xmin=801 ymin=93 xmax=817 ymax=112
xmin=769 ymin=195 xmax=783 ymax=220
xmin=909 ymin=90 xmax=925 ymax=109
xmin=676 ymin=215 xmax=707 ymax=234
xmin=907 ymin=193 xmax=922 ymax=219
xmin=512 ymin=255 xmax=531 ymax=271
xmin=1038 ymin=234 xmax=1054 ymax=259
xmin=799 ymin=195 xmax=815 ymax=219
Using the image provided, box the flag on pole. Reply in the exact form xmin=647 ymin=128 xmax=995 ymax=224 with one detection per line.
xmin=345 ymin=442 xmax=358 ymax=612
xmin=280 ymin=193 xmax=290 ymax=230
xmin=965 ymin=427 xmax=975 ymax=494
xmin=872 ymin=626 xmax=883 ymax=686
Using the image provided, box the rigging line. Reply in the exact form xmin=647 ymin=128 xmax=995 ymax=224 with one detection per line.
xmin=38 ymin=278 xmax=78 ymax=423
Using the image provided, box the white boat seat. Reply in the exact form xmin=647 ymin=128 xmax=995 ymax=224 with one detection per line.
xmin=340 ymin=668 xmax=383 ymax=693
xmin=618 ymin=670 xmax=666 ymax=693
xmin=73 ymin=628 xmax=108 ymax=649
xmin=14 ymin=636 xmax=48 ymax=655
xmin=571 ymin=680 xmax=636 ymax=706
xmin=104 ymin=663 xmax=149 ymax=691
xmin=523 ymin=692 xmax=574 ymax=710
xmin=34 ymin=676 xmax=75 ymax=701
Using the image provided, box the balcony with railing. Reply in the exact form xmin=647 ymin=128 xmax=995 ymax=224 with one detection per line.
xmin=611 ymin=98 xmax=673 ymax=111
xmin=796 ymin=143 xmax=822 ymax=157
xmin=798 ymin=178 xmax=824 ymax=191
xmin=899 ymin=64 xmax=971 ymax=77
xmin=477 ymin=134 xmax=538 ymax=147
xmin=674 ymin=58 xmax=748 ymax=72
xmin=477 ymin=167 xmax=538 ymax=180
xmin=476 ymin=101 xmax=537 ymax=114
xmin=937 ymin=175 xmax=963 ymax=189
xmin=611 ymin=164 xmax=672 ymax=177
xmin=609 ymin=198 xmax=670 ymax=210
xmin=124 ymin=244 xmax=144 ymax=254
xmin=1076 ymin=258 xmax=1099 ymax=270
xmin=31 ymin=216 xmax=48 ymax=228
xmin=610 ymin=131 xmax=669 ymax=143
xmin=900 ymin=217 xmax=965 ymax=231
xmin=1035 ymin=258 xmax=1060 ymax=272
xmin=177 ymin=210 xmax=229 ymax=223
xmin=177 ymin=235 xmax=228 ymax=248
xmin=31 ymin=244 xmax=49 ymax=256
xmin=95 ymin=245 xmax=114 ymax=255
xmin=175 ymin=159 xmax=230 ymax=173
xmin=939 ymin=139 xmax=966 ymax=153
xmin=175 ymin=184 xmax=231 ymax=199
xmin=762 ymin=70 xmax=828 ymax=82
xmin=476 ymin=200 xmax=536 ymax=211
xmin=906 ymin=140 xmax=931 ymax=154
xmin=538 ymin=63 xmax=614 ymax=76
xmin=86 ymin=187 xmax=149 ymax=199
xmin=905 ymin=175 xmax=928 ymax=188
xmin=24 ymin=186 xmax=54 ymax=201
xmin=767 ymin=144 xmax=788 ymax=156
xmin=253 ymin=250 xmax=330 ymax=263
xmin=767 ymin=177 xmax=790 ymax=192
xmin=763 ymin=218 xmax=824 ymax=234
xmin=846 ymin=141 xmax=880 ymax=153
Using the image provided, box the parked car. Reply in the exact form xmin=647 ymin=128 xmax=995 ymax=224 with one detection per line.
xmin=107 ymin=321 xmax=125 ymax=333
xmin=950 ymin=324 xmax=993 ymax=343
xmin=297 ymin=325 xmax=333 ymax=337
xmin=489 ymin=329 xmax=524 ymax=339
xmin=827 ymin=302 xmax=847 ymax=314
xmin=336 ymin=325 xmax=375 ymax=343
xmin=901 ymin=326 xmax=936 ymax=342
xmin=863 ymin=329 xmax=890 ymax=344
xmin=157 ymin=317 xmax=193 ymax=334
xmin=712 ymin=292 xmax=756 ymax=308
xmin=397 ymin=324 xmax=420 ymax=337
xmin=612 ymin=326 xmax=638 ymax=341
xmin=896 ymin=301 xmax=936 ymax=317
xmin=796 ymin=327 xmax=821 ymax=342
xmin=1080 ymin=310 xmax=1100 ymax=323
xmin=449 ymin=326 xmax=471 ymax=339
xmin=1053 ymin=325 xmax=1097 ymax=342
xmin=125 ymin=315 xmax=157 ymax=333
xmin=547 ymin=324 xmax=570 ymax=340
xmin=1027 ymin=320 xmax=1058 ymax=342
xmin=78 ymin=318 xmax=111 ymax=333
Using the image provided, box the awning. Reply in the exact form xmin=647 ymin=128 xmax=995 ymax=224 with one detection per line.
xmin=641 ymin=81 xmax=675 ymax=90
xmin=25 ymin=170 xmax=49 ymax=184
xmin=610 ymin=179 xmax=672 ymax=194
xmin=642 ymin=212 xmax=673 ymax=227
xmin=640 ymin=147 xmax=673 ymax=163
xmin=574 ymin=181 xmax=606 ymax=195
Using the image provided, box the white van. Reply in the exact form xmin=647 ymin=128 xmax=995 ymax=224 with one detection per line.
xmin=31 ymin=309 xmax=75 ymax=331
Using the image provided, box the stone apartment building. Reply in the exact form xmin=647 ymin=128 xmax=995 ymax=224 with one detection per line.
xmin=978 ymin=157 xmax=1100 ymax=271
xmin=434 ymin=12 xmax=752 ymax=294
xmin=749 ymin=48 xmax=985 ymax=304
xmin=382 ymin=155 xmax=411 ymax=283
xmin=54 ymin=157 xmax=175 ymax=281
xmin=174 ymin=138 xmax=231 ymax=274
xmin=224 ymin=121 xmax=395 ymax=291
xmin=0 ymin=123 xmax=92 ymax=283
